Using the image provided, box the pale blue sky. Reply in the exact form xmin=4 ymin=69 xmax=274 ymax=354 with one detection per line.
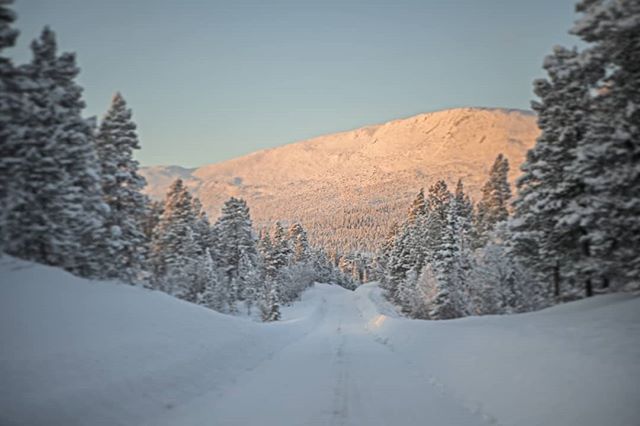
xmin=11 ymin=0 xmax=579 ymax=167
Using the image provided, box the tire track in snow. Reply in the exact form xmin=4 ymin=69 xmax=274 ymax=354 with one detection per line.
xmin=331 ymin=323 xmax=349 ymax=426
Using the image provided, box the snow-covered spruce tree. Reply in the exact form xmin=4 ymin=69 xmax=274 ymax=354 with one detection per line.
xmin=150 ymin=178 xmax=200 ymax=296
xmin=192 ymin=196 xmax=216 ymax=255
xmin=282 ymin=222 xmax=318 ymax=300
xmin=260 ymin=279 xmax=281 ymax=322
xmin=95 ymin=93 xmax=150 ymax=284
xmin=449 ymin=179 xmax=475 ymax=308
xmin=389 ymin=179 xmax=474 ymax=319
xmin=423 ymin=180 xmax=452 ymax=264
xmin=376 ymin=221 xmax=397 ymax=288
xmin=262 ymin=222 xmax=294 ymax=305
xmin=468 ymin=223 xmax=545 ymax=315
xmin=452 ymin=179 xmax=474 ymax=242
xmin=564 ymin=0 xmax=640 ymax=291
xmin=0 ymin=0 xmax=20 ymax=251
xmin=3 ymin=27 xmax=106 ymax=276
xmin=422 ymin=188 xmax=469 ymax=319
xmin=474 ymin=154 xmax=511 ymax=247
xmin=415 ymin=261 xmax=464 ymax=320
xmin=383 ymin=188 xmax=431 ymax=306
xmin=239 ymin=249 xmax=262 ymax=314
xmin=407 ymin=187 xmax=426 ymax=224
xmin=288 ymin=222 xmax=310 ymax=263
xmin=384 ymin=223 xmax=414 ymax=304
xmin=214 ymin=197 xmax=260 ymax=310
xmin=307 ymin=246 xmax=342 ymax=285
xmin=511 ymin=46 xmax=595 ymax=300
xmin=142 ymin=200 xmax=163 ymax=247
xmin=198 ymin=248 xmax=225 ymax=311
xmin=258 ymin=228 xmax=276 ymax=279
xmin=165 ymin=227 xmax=202 ymax=302
xmin=270 ymin=221 xmax=292 ymax=271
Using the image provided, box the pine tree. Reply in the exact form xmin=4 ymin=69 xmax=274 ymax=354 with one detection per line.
xmin=450 ymin=179 xmax=474 ymax=301
xmin=260 ymin=280 xmax=281 ymax=322
xmin=214 ymin=197 xmax=259 ymax=305
xmin=407 ymin=188 xmax=426 ymax=224
xmin=166 ymin=226 xmax=201 ymax=301
xmin=142 ymin=200 xmax=163 ymax=245
xmin=0 ymin=0 xmax=19 ymax=251
xmin=469 ymin=223 xmax=546 ymax=315
xmin=423 ymin=180 xmax=452 ymax=263
xmin=452 ymin=179 xmax=474 ymax=240
xmin=271 ymin=221 xmax=292 ymax=269
xmin=423 ymin=199 xmax=468 ymax=320
xmin=385 ymin=223 xmax=413 ymax=303
xmin=416 ymin=262 xmax=463 ymax=320
xmin=288 ymin=223 xmax=310 ymax=263
xmin=565 ymin=0 xmax=640 ymax=291
xmin=96 ymin=92 xmax=149 ymax=283
xmin=198 ymin=248 xmax=225 ymax=311
xmin=377 ymin=221 xmax=399 ymax=289
xmin=192 ymin=196 xmax=216 ymax=255
xmin=475 ymin=154 xmax=511 ymax=247
xmin=511 ymin=46 xmax=593 ymax=300
xmin=150 ymin=178 xmax=199 ymax=293
xmin=4 ymin=28 xmax=106 ymax=276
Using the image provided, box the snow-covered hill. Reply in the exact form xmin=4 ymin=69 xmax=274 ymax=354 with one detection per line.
xmin=140 ymin=107 xmax=539 ymax=253
xmin=2 ymin=257 xmax=638 ymax=426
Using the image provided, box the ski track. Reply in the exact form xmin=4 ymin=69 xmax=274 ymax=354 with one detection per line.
xmin=154 ymin=287 xmax=489 ymax=426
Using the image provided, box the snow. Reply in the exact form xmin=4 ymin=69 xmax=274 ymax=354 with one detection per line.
xmin=2 ymin=257 xmax=639 ymax=426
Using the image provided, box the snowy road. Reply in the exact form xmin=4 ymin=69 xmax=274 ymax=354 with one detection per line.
xmin=3 ymin=259 xmax=639 ymax=426
xmin=158 ymin=286 xmax=486 ymax=426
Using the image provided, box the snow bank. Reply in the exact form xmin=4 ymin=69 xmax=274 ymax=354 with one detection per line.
xmin=356 ymin=283 xmax=640 ymax=426
xmin=0 ymin=257 xmax=320 ymax=426
xmin=2 ymin=258 xmax=638 ymax=426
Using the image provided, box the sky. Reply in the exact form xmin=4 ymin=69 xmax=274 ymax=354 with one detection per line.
xmin=11 ymin=0 xmax=580 ymax=167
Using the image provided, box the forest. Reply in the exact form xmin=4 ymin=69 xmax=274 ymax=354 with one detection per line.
xmin=0 ymin=0 xmax=638 ymax=321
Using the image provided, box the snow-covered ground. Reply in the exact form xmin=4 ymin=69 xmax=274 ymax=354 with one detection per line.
xmin=1 ymin=257 xmax=639 ymax=426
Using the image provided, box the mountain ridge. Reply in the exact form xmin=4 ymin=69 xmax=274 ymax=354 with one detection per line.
xmin=141 ymin=107 xmax=539 ymax=254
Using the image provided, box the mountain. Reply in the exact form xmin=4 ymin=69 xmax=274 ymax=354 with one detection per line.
xmin=141 ymin=107 xmax=539 ymax=254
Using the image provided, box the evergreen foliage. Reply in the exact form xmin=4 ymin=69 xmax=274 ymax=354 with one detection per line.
xmin=512 ymin=0 xmax=640 ymax=297
xmin=475 ymin=154 xmax=511 ymax=247
xmin=96 ymin=93 xmax=150 ymax=284
xmin=2 ymin=27 xmax=106 ymax=277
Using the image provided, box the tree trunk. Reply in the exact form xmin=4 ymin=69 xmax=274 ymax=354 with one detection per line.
xmin=585 ymin=277 xmax=593 ymax=298
xmin=553 ymin=261 xmax=560 ymax=298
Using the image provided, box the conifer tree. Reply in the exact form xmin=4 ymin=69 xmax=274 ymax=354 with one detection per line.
xmin=377 ymin=221 xmax=399 ymax=289
xmin=288 ymin=223 xmax=310 ymax=263
xmin=452 ymin=179 xmax=474 ymax=240
xmin=142 ymin=200 xmax=163 ymax=245
xmin=475 ymin=154 xmax=511 ymax=247
xmin=198 ymin=248 xmax=225 ymax=311
xmin=96 ymin=93 xmax=149 ymax=283
xmin=565 ymin=0 xmax=640 ymax=290
xmin=511 ymin=46 xmax=593 ymax=299
xmin=214 ymin=197 xmax=259 ymax=304
xmin=0 ymin=0 xmax=19 ymax=251
xmin=192 ymin=196 xmax=216 ymax=255
xmin=4 ymin=28 xmax=106 ymax=276
xmin=150 ymin=178 xmax=199 ymax=292
xmin=270 ymin=221 xmax=292 ymax=270
xmin=407 ymin=188 xmax=426 ymax=224
xmin=260 ymin=280 xmax=281 ymax=322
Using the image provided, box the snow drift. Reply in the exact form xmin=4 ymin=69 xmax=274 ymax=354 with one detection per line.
xmin=1 ymin=257 xmax=638 ymax=426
